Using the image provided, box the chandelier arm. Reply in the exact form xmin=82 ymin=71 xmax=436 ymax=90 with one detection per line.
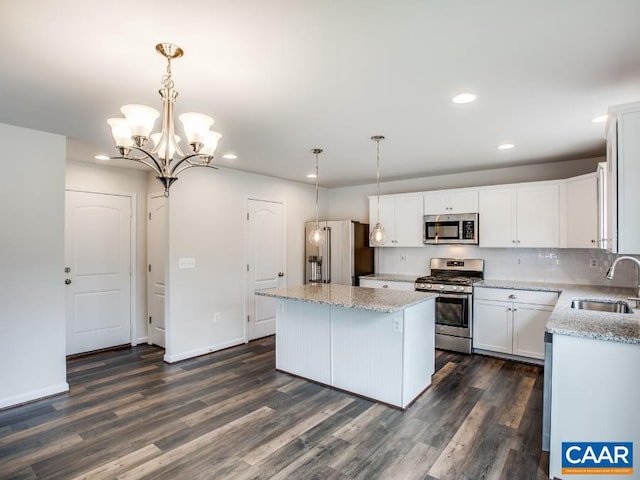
xmin=172 ymin=162 xmax=218 ymax=177
xmin=109 ymin=154 xmax=163 ymax=177
xmin=128 ymin=146 xmax=165 ymax=175
xmin=168 ymin=153 xmax=206 ymax=175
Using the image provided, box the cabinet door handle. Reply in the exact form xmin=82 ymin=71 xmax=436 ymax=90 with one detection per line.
xmin=507 ymin=308 xmax=511 ymax=311
xmin=508 ymin=294 xmax=517 ymax=299
xmin=382 ymin=284 xmax=389 ymax=288
xmin=512 ymin=308 xmax=517 ymax=312
xmin=512 ymin=240 xmax=516 ymax=244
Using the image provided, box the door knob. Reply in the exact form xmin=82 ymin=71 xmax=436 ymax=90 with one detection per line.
xmin=278 ymin=272 xmax=284 ymax=277
xmin=65 ymin=279 xmax=72 ymax=285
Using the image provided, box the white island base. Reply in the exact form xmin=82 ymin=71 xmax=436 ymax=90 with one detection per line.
xmin=274 ymin=296 xmax=435 ymax=409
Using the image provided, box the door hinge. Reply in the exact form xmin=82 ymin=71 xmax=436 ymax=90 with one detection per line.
xmin=148 ymin=264 xmax=152 ymax=272
xmin=148 ymin=316 xmax=152 ymax=324
xmin=149 ymin=212 xmax=152 ymax=220
xmin=247 ymin=264 xmax=249 ymax=272
xmin=247 ymin=315 xmax=250 ymax=323
xmin=247 ymin=212 xmax=249 ymax=221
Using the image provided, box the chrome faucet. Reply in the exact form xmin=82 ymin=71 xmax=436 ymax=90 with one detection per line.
xmin=605 ymin=256 xmax=640 ymax=304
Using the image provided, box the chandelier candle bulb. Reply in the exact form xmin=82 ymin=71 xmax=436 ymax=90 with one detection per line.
xmin=107 ymin=118 xmax=134 ymax=149
xmin=179 ymin=112 xmax=215 ymax=150
xmin=120 ymin=104 xmax=159 ymax=141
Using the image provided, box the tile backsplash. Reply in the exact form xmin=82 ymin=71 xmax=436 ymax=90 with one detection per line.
xmin=377 ymin=246 xmax=640 ymax=287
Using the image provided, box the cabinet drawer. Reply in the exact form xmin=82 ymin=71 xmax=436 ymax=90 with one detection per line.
xmin=474 ymin=286 xmax=558 ymax=306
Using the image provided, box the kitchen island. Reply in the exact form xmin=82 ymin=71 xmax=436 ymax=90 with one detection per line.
xmin=256 ymin=283 xmax=437 ymax=409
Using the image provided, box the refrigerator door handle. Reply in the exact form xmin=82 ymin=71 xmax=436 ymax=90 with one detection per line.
xmin=323 ymin=226 xmax=331 ymax=283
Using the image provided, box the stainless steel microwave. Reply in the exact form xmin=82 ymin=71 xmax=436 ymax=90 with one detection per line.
xmin=423 ymin=213 xmax=479 ymax=245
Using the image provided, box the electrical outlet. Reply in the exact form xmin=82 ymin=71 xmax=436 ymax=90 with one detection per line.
xmin=392 ymin=317 xmax=403 ymax=333
xmin=213 ymin=312 xmax=221 ymax=322
xmin=589 ymin=259 xmax=598 ymax=269
xmin=516 ymin=258 xmax=521 ymax=265
xmin=400 ymin=255 xmax=407 ymax=262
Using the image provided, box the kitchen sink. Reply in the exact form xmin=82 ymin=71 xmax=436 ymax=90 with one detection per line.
xmin=570 ymin=299 xmax=633 ymax=314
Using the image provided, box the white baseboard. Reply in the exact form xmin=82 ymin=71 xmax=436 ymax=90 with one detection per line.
xmin=0 ymin=382 xmax=69 ymax=409
xmin=163 ymin=337 xmax=245 ymax=363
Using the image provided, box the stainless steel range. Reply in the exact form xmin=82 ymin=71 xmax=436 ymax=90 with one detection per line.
xmin=415 ymin=258 xmax=484 ymax=354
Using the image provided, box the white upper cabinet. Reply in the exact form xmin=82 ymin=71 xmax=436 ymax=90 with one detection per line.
xmin=369 ymin=193 xmax=423 ymax=247
xmin=478 ymin=187 xmax=516 ymax=248
xmin=565 ymin=172 xmax=599 ymax=249
xmin=479 ymin=181 xmax=560 ymax=248
xmin=606 ymin=101 xmax=640 ymax=254
xmin=423 ymin=189 xmax=478 ymax=215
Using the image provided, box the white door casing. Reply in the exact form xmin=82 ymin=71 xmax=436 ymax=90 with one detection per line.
xmin=246 ymin=199 xmax=285 ymax=341
xmin=65 ymin=190 xmax=133 ymax=355
xmin=147 ymin=194 xmax=167 ymax=348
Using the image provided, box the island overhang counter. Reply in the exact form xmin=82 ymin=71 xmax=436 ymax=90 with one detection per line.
xmin=255 ymin=283 xmax=438 ymax=409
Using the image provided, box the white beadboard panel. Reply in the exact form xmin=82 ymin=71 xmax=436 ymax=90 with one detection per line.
xmin=402 ymin=300 xmax=435 ymax=406
xmin=331 ymin=308 xmax=403 ymax=406
xmin=275 ymin=300 xmax=331 ymax=384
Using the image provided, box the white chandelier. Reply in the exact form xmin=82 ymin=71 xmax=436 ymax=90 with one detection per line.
xmin=107 ymin=43 xmax=222 ymax=196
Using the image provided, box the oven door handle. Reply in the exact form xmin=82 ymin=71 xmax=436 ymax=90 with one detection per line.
xmin=436 ymin=293 xmax=471 ymax=299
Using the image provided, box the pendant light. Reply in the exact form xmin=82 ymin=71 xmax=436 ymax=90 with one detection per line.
xmin=370 ymin=135 xmax=387 ymax=246
xmin=308 ymin=148 xmax=326 ymax=246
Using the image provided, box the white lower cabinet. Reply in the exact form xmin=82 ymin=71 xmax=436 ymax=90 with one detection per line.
xmin=473 ymin=287 xmax=558 ymax=361
xmin=359 ymin=278 xmax=414 ymax=291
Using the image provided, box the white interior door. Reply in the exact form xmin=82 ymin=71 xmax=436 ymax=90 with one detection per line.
xmin=147 ymin=195 xmax=167 ymax=348
xmin=247 ymin=199 xmax=285 ymax=341
xmin=65 ymin=190 xmax=132 ymax=355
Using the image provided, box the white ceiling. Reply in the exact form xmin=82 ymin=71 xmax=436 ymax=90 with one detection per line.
xmin=1 ymin=0 xmax=639 ymax=187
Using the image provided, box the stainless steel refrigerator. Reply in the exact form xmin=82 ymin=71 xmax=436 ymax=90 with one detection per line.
xmin=304 ymin=220 xmax=374 ymax=286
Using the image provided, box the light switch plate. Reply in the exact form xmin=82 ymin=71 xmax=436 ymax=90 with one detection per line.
xmin=178 ymin=257 xmax=196 ymax=269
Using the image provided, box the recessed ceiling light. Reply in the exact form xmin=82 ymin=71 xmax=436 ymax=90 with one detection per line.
xmin=306 ymin=174 xmax=317 ymax=178
xmin=591 ymin=114 xmax=608 ymax=123
xmin=222 ymin=153 xmax=238 ymax=160
xmin=94 ymin=154 xmax=110 ymax=161
xmin=452 ymin=92 xmax=477 ymax=104
xmin=497 ymin=143 xmax=514 ymax=150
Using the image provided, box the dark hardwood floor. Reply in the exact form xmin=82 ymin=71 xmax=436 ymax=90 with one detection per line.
xmin=0 ymin=337 xmax=548 ymax=479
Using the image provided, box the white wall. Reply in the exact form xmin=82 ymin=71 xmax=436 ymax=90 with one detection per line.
xmin=65 ymin=161 xmax=150 ymax=343
xmin=163 ymin=166 xmax=321 ymax=362
xmin=0 ymin=123 xmax=68 ymax=408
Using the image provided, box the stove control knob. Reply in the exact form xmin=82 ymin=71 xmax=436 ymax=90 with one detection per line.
xmin=426 ymin=283 xmax=432 ymax=289
xmin=456 ymin=286 xmax=463 ymax=292
xmin=439 ymin=285 xmax=445 ymax=290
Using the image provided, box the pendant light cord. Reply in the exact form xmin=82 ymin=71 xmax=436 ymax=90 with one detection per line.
xmin=314 ymin=151 xmax=319 ymax=226
xmin=371 ymin=136 xmax=384 ymax=224
xmin=376 ymin=139 xmax=380 ymax=223
xmin=311 ymin=148 xmax=323 ymax=228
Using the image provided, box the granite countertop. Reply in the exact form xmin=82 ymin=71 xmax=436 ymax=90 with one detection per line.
xmin=476 ymin=280 xmax=640 ymax=345
xmin=360 ymin=273 xmax=418 ymax=283
xmin=256 ymin=283 xmax=437 ymax=313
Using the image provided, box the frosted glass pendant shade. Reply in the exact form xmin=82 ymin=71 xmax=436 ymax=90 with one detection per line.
xmin=179 ymin=112 xmax=215 ymax=146
xmin=120 ymin=104 xmax=160 ymax=137
xmin=151 ymin=133 xmax=181 ymax=160
xmin=308 ymin=224 xmax=326 ymax=246
xmin=369 ymin=223 xmax=387 ymax=246
xmin=107 ymin=118 xmax=134 ymax=147
xmin=200 ymin=131 xmax=222 ymax=156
